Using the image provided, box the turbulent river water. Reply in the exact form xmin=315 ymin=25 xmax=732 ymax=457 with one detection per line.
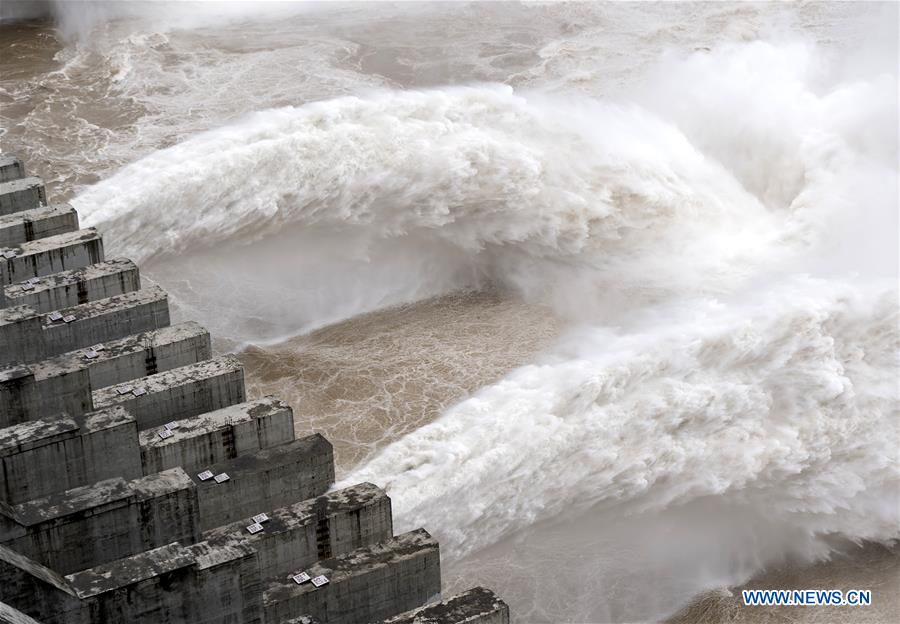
xmin=1 ymin=2 xmax=897 ymax=622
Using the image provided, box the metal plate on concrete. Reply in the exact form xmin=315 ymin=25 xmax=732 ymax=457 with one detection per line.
xmin=158 ymin=429 xmax=173 ymax=440
xmin=83 ymin=349 xmax=99 ymax=359
xmin=292 ymin=572 xmax=311 ymax=585
xmin=62 ymin=315 xmax=76 ymax=323
xmin=246 ymin=522 xmax=263 ymax=534
xmin=2 ymin=250 xmax=15 ymax=259
xmin=48 ymin=312 xmax=63 ymax=322
xmin=93 ymin=343 xmax=106 ymax=351
xmin=132 ymin=387 xmax=147 ymax=397
xmin=311 ymin=575 xmax=329 ymax=588
xmin=214 ymin=473 xmax=230 ymax=483
xmin=197 ymin=470 xmax=214 ymax=481
xmin=20 ymin=283 xmax=34 ymax=291
xmin=116 ymin=385 xmax=133 ymax=395
xmin=164 ymin=422 xmax=177 ymax=430
xmin=252 ymin=513 xmax=270 ymax=524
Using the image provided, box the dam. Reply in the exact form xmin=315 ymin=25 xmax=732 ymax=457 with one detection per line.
xmin=0 ymin=154 xmax=510 ymax=624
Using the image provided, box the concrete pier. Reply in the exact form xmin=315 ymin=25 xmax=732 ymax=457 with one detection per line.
xmin=0 ymin=408 xmax=140 ymax=505
xmin=193 ymin=435 xmax=335 ymax=531
xmin=47 ymin=321 xmax=209 ymax=390
xmin=38 ymin=285 xmax=169 ymax=361
xmin=138 ymin=396 xmax=294 ymax=475
xmin=0 ymin=228 xmax=104 ymax=294
xmin=0 ymin=306 xmax=45 ymax=367
xmin=0 ymin=177 xmax=46 ymax=216
xmin=263 ymin=529 xmax=442 ymax=624
xmin=3 ymin=258 xmax=140 ymax=314
xmin=0 ymin=468 xmax=200 ymax=575
xmin=201 ymin=482 xmax=393 ymax=581
xmin=0 ymin=322 xmax=209 ymax=424
xmin=0 ymin=154 xmax=509 ymax=624
xmin=92 ymin=354 xmax=244 ymax=430
xmin=0 ymin=205 xmax=79 ymax=247
xmin=0 ymin=155 xmax=26 ymax=184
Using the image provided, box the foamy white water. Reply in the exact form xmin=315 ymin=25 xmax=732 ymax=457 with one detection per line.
xmin=3 ymin=1 xmax=898 ymax=621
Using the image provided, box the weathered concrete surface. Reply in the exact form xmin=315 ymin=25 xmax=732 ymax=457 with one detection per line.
xmin=139 ymin=396 xmax=294 ymax=476
xmin=202 ymin=482 xmax=392 ymax=581
xmin=0 ymin=363 xmax=89 ymax=428
xmin=1 ymin=539 xmax=263 ymax=624
xmin=3 ymin=258 xmax=140 ymax=314
xmin=0 ymin=542 xmax=79 ymax=624
xmin=93 ymin=354 xmax=244 ymax=430
xmin=0 ymin=367 xmax=42 ymax=429
xmin=0 ymin=155 xmax=26 ymax=184
xmin=186 ymin=540 xmax=263 ymax=624
xmin=263 ymin=529 xmax=441 ymax=624
xmin=0 ymin=306 xmax=44 ymax=368
xmin=3 ymin=285 xmax=167 ymax=367
xmin=0 ymin=229 xmax=103 ymax=296
xmin=382 ymin=587 xmax=510 ymax=624
xmin=64 ymin=540 xmax=261 ymax=624
xmin=40 ymin=285 xmax=170 ymax=360
xmin=0 ymin=205 xmax=78 ymax=247
xmin=193 ymin=434 xmax=335 ymax=531
xmin=0 ymin=408 xmax=141 ymax=505
xmin=0 ymin=468 xmax=200 ymax=575
xmin=65 ymin=543 xmax=196 ymax=624
xmin=0 ymin=598 xmax=45 ymax=624
xmin=43 ymin=321 xmax=209 ymax=390
xmin=0 ymin=321 xmax=211 ymax=423
xmin=0 ymin=177 xmax=46 ymax=216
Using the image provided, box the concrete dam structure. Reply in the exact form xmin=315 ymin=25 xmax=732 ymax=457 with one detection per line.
xmin=0 ymin=154 xmax=510 ymax=624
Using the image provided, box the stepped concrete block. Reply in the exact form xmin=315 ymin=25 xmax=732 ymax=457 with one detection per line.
xmin=0 ymin=177 xmax=46 ymax=216
xmin=139 ymin=396 xmax=294 ymax=476
xmin=382 ymin=587 xmax=510 ymax=624
xmin=1 ymin=539 xmax=265 ymax=624
xmin=0 ymin=229 xmax=104 ymax=301
xmin=94 ymin=354 xmax=244 ymax=431
xmin=3 ymin=258 xmax=139 ymax=314
xmin=0 ymin=155 xmax=26 ymax=184
xmin=185 ymin=540 xmax=263 ymax=624
xmin=0 ymin=362 xmax=90 ymax=428
xmin=263 ymin=529 xmax=441 ymax=624
xmin=0 ymin=306 xmax=44 ymax=368
xmin=0 ymin=205 xmax=79 ymax=247
xmin=65 ymin=543 xmax=197 ymax=624
xmin=192 ymin=434 xmax=334 ymax=532
xmin=0 ymin=321 xmax=211 ymax=423
xmin=202 ymin=482 xmax=392 ymax=582
xmin=0 ymin=408 xmax=140 ymax=505
xmin=45 ymin=320 xmax=210 ymax=391
xmin=0 ymin=468 xmax=200 ymax=575
xmin=0 ymin=367 xmax=41 ymax=429
xmin=40 ymin=285 xmax=170 ymax=361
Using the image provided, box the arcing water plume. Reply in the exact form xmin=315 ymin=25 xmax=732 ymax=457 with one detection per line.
xmin=339 ymin=281 xmax=899 ymax=621
xmin=74 ymin=83 xmax=783 ymax=340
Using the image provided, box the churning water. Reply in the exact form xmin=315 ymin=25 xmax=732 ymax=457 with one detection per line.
xmin=1 ymin=2 xmax=897 ymax=622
